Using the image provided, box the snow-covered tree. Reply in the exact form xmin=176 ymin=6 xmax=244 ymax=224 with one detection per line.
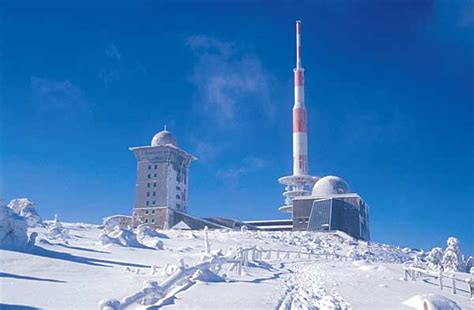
xmin=441 ymin=237 xmax=466 ymax=272
xmin=48 ymin=214 xmax=69 ymax=240
xmin=465 ymin=256 xmax=474 ymax=274
xmin=426 ymin=247 xmax=444 ymax=270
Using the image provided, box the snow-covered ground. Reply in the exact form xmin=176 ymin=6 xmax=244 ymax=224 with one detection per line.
xmin=1 ymin=223 xmax=472 ymax=309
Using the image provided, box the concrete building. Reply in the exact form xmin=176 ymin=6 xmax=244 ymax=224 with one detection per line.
xmin=292 ymin=176 xmax=370 ymax=241
xmin=129 ymin=129 xmax=197 ymax=229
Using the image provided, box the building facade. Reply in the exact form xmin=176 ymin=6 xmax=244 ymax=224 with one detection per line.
xmin=292 ymin=176 xmax=371 ymax=241
xmin=129 ymin=129 xmax=196 ymax=228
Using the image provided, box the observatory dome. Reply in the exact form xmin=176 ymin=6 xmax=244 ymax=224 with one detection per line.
xmin=312 ymin=175 xmax=350 ymax=196
xmin=151 ymin=130 xmax=177 ymax=147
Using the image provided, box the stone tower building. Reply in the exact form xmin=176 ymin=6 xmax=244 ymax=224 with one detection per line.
xmin=129 ymin=129 xmax=196 ymax=228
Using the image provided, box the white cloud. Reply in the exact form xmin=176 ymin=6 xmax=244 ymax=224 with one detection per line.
xmin=31 ymin=77 xmax=87 ymax=111
xmin=104 ymin=43 xmax=123 ymax=61
xmin=187 ymin=35 xmax=273 ymax=126
xmin=217 ymin=155 xmax=269 ymax=181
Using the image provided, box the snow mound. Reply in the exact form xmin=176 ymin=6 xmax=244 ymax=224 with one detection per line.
xmin=100 ymin=227 xmax=144 ymax=248
xmin=7 ymin=198 xmax=42 ymax=227
xmin=0 ymin=205 xmax=29 ymax=249
xmin=403 ymin=294 xmax=461 ymax=310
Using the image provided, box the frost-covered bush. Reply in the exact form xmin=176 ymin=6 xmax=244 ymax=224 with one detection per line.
xmin=466 ymin=256 xmax=474 ymax=274
xmin=135 ymin=224 xmax=166 ymax=249
xmin=0 ymin=205 xmax=29 ymax=249
xmin=426 ymin=247 xmax=444 ymax=271
xmin=442 ymin=237 xmax=466 ymax=272
xmin=100 ymin=226 xmax=143 ymax=248
xmin=7 ymin=198 xmax=42 ymax=228
xmin=48 ymin=215 xmax=70 ymax=240
xmin=102 ymin=215 xmax=132 ymax=233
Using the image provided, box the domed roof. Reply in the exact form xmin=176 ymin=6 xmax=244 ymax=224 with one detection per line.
xmin=312 ymin=175 xmax=350 ymax=196
xmin=151 ymin=130 xmax=177 ymax=147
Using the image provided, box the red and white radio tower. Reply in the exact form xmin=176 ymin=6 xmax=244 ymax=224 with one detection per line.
xmin=279 ymin=20 xmax=318 ymax=213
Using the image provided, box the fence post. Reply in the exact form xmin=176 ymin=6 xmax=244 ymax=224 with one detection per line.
xmin=468 ymin=279 xmax=473 ymax=298
xmin=439 ymin=271 xmax=443 ymax=290
xmin=266 ymin=250 xmax=272 ymax=260
xmin=204 ymin=226 xmax=210 ymax=255
xmin=452 ymin=277 xmax=456 ymax=294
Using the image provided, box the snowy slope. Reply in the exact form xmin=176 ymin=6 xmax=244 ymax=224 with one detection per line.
xmin=0 ymin=223 xmax=472 ymax=309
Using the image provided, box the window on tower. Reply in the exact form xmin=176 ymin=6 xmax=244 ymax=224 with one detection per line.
xmin=154 ymin=164 xmax=158 ymax=169
xmin=147 ymin=192 xmax=150 ymax=197
xmin=154 ymin=183 xmax=157 ymax=187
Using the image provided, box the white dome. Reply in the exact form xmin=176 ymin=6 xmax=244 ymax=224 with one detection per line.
xmin=312 ymin=175 xmax=350 ymax=196
xmin=151 ymin=130 xmax=177 ymax=147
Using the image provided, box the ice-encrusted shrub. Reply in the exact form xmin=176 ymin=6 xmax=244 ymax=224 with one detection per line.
xmin=100 ymin=226 xmax=145 ymax=248
xmin=426 ymin=247 xmax=444 ymax=271
xmin=442 ymin=237 xmax=466 ymax=272
xmin=48 ymin=215 xmax=70 ymax=240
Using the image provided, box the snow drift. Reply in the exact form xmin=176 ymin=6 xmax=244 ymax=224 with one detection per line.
xmin=403 ymin=293 xmax=461 ymax=310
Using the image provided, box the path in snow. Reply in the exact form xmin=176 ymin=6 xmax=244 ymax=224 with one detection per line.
xmin=278 ymin=261 xmax=351 ymax=310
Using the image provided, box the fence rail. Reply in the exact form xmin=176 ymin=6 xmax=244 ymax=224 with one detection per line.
xmin=403 ymin=265 xmax=474 ymax=298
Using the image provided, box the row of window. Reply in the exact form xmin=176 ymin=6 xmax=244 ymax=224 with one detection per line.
xmin=147 ymin=173 xmax=157 ymax=179
xmin=147 ymin=183 xmax=157 ymax=188
xmin=146 ymin=191 xmax=157 ymax=197
xmin=148 ymin=164 xmax=158 ymax=170
xmin=144 ymin=218 xmax=155 ymax=224
xmin=145 ymin=209 xmax=155 ymax=214
xmin=146 ymin=201 xmax=156 ymax=206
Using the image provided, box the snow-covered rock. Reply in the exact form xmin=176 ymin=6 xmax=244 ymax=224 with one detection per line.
xmin=0 ymin=205 xmax=29 ymax=249
xmin=7 ymin=198 xmax=42 ymax=227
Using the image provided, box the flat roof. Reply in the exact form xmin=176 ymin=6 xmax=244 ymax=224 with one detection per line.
xmin=243 ymin=219 xmax=292 ymax=223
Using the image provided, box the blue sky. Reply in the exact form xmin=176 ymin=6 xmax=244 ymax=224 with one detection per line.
xmin=1 ymin=1 xmax=473 ymax=254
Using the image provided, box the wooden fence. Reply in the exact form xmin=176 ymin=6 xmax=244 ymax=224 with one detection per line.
xmin=403 ymin=265 xmax=474 ymax=298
